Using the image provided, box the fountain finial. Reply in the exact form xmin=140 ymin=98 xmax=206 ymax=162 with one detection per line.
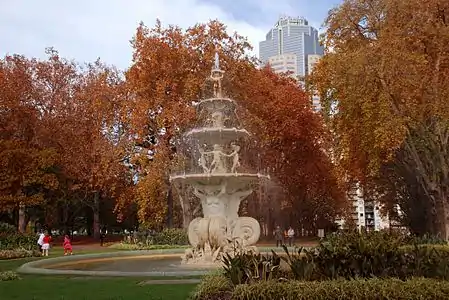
xmin=210 ymin=51 xmax=224 ymax=98
xmin=214 ymin=52 xmax=220 ymax=70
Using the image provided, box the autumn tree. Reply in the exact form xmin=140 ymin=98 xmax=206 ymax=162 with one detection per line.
xmin=47 ymin=55 xmax=132 ymax=238
xmin=122 ymin=20 xmax=346 ymax=232
xmin=0 ymin=50 xmax=134 ymax=235
xmin=312 ymin=0 xmax=449 ymax=237
xmin=0 ymin=54 xmax=61 ymax=232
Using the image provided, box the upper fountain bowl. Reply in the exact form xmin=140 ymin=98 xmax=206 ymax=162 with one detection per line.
xmin=185 ymin=127 xmax=250 ymax=145
xmin=197 ymin=97 xmax=236 ymax=112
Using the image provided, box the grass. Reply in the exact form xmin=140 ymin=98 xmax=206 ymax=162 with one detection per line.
xmin=0 ymin=246 xmax=197 ymax=300
xmin=0 ymin=277 xmax=195 ymax=300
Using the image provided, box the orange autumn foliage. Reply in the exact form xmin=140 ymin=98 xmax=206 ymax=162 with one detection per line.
xmin=0 ymin=55 xmax=60 ymax=209
xmin=0 ymin=50 xmax=134 ymax=232
xmin=312 ymin=0 xmax=449 ymax=235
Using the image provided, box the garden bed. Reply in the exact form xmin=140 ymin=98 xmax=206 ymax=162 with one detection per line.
xmin=191 ymin=274 xmax=449 ymax=300
xmin=190 ymin=231 xmax=449 ymax=299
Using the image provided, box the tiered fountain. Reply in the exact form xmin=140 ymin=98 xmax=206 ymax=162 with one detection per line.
xmin=170 ymin=54 xmax=270 ymax=265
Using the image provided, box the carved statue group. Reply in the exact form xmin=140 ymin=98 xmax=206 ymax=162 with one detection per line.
xmin=198 ymin=143 xmax=241 ymax=174
xmin=183 ymin=181 xmax=260 ymax=264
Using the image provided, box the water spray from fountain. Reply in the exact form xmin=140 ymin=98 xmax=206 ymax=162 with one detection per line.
xmin=170 ymin=53 xmax=270 ymax=265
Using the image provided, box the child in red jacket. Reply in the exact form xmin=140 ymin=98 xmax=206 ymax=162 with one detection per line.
xmin=63 ymin=235 xmax=73 ymax=255
xmin=41 ymin=233 xmax=51 ymax=256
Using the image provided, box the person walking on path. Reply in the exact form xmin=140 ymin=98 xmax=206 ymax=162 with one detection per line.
xmin=37 ymin=230 xmax=45 ymax=252
xmin=100 ymin=226 xmax=107 ymax=246
xmin=63 ymin=235 xmax=73 ymax=255
xmin=274 ymin=226 xmax=283 ymax=247
xmin=41 ymin=232 xmax=51 ymax=256
xmin=287 ymin=226 xmax=295 ymax=247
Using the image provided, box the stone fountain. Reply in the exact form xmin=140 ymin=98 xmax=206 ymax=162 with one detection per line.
xmin=170 ymin=54 xmax=269 ymax=265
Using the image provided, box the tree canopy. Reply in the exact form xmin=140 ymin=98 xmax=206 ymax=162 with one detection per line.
xmin=1 ymin=20 xmax=346 ymax=234
xmin=312 ymin=0 xmax=449 ymax=237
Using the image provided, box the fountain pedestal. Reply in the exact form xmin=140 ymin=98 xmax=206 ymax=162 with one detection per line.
xmin=170 ymin=53 xmax=269 ymax=265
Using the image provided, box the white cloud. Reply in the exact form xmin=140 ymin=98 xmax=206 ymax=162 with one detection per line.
xmin=0 ymin=0 xmax=267 ymax=69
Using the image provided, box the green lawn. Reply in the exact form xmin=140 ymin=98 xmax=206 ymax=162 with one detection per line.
xmin=0 ymin=249 xmax=197 ymax=300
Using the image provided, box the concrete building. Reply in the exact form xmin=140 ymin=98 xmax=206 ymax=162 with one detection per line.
xmin=259 ymin=16 xmax=324 ymax=110
xmin=259 ymin=16 xmax=323 ymax=77
xmin=336 ymin=184 xmax=391 ymax=231
xmin=267 ymin=54 xmax=298 ymax=78
xmin=307 ymin=54 xmax=321 ymax=75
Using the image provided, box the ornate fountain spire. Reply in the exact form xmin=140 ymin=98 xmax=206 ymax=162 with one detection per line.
xmin=210 ymin=52 xmax=224 ymax=98
xmin=170 ymin=49 xmax=269 ymax=266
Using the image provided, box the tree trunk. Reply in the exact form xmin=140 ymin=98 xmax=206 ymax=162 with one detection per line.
xmin=166 ymin=185 xmax=173 ymax=228
xmin=182 ymin=207 xmax=192 ymax=229
xmin=61 ymin=202 xmax=69 ymax=235
xmin=437 ymin=199 xmax=449 ymax=240
xmin=93 ymin=192 xmax=101 ymax=239
xmin=180 ymin=196 xmax=192 ymax=229
xmin=18 ymin=204 xmax=27 ymax=233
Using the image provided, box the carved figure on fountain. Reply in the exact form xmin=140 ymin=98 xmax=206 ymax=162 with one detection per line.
xmin=209 ymin=144 xmax=227 ymax=174
xmin=211 ymin=111 xmax=226 ymax=128
xmin=227 ymin=143 xmax=241 ymax=173
xmin=184 ymin=179 xmax=261 ymax=264
xmin=197 ymin=143 xmax=241 ymax=174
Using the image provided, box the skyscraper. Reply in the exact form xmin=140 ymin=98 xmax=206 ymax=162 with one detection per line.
xmin=259 ymin=16 xmax=324 ymax=78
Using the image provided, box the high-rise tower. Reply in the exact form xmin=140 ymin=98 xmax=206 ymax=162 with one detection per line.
xmin=259 ymin=16 xmax=323 ymax=78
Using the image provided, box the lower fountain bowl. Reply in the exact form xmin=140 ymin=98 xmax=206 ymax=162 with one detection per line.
xmin=16 ymin=250 xmax=215 ymax=277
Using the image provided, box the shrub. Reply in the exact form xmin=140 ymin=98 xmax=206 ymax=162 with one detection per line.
xmin=407 ymin=233 xmax=447 ymax=245
xmin=0 ymin=222 xmax=17 ymax=234
xmin=0 ymin=232 xmax=36 ymax=250
xmin=230 ymin=277 xmax=449 ymax=300
xmin=0 ymin=271 xmax=21 ymax=281
xmin=0 ymin=249 xmax=41 ymax=260
xmin=191 ymin=275 xmax=449 ymax=300
xmin=152 ymin=228 xmax=188 ymax=245
xmin=222 ymin=250 xmax=281 ymax=285
xmin=401 ymin=244 xmax=449 ymax=279
xmin=279 ymin=232 xmax=449 ymax=281
xmin=281 ymin=246 xmax=316 ymax=280
xmin=108 ymin=243 xmax=188 ymax=250
xmin=189 ymin=273 xmax=233 ymax=300
xmin=313 ymin=230 xmax=407 ymax=279
xmin=122 ymin=228 xmax=189 ymax=246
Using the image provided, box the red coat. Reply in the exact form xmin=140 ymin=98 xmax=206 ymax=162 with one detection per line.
xmin=43 ymin=236 xmax=51 ymax=244
xmin=63 ymin=237 xmax=72 ymax=250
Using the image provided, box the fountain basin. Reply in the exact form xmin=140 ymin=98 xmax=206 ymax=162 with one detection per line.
xmin=16 ymin=247 xmax=295 ymax=277
xmin=16 ymin=249 xmax=211 ymax=277
xmin=170 ymin=172 xmax=270 ymax=186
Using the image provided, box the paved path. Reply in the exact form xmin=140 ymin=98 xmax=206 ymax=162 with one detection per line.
xmin=138 ymin=279 xmax=201 ymax=285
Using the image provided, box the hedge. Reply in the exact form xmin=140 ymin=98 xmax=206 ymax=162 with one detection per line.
xmin=0 ymin=233 xmax=36 ymax=250
xmin=0 ymin=249 xmax=41 ymax=260
xmin=190 ymin=273 xmax=233 ymax=300
xmin=0 ymin=271 xmax=21 ymax=281
xmin=123 ymin=228 xmax=189 ymax=246
xmin=108 ymin=243 xmax=188 ymax=250
xmin=191 ymin=275 xmax=449 ymax=300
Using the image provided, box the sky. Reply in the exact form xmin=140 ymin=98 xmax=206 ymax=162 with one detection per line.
xmin=0 ymin=0 xmax=342 ymax=70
